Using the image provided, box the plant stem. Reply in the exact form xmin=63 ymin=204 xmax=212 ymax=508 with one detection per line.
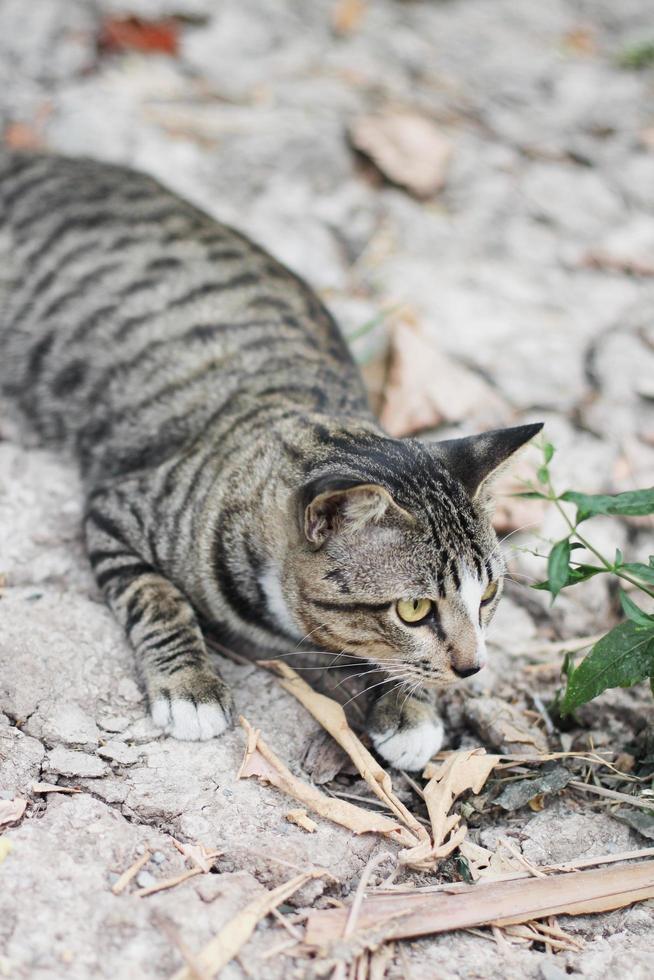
xmin=550 ymin=493 xmax=654 ymax=600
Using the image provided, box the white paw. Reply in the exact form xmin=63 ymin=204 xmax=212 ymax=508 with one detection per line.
xmin=151 ymin=699 xmax=230 ymax=741
xmin=371 ymin=717 xmax=444 ymax=771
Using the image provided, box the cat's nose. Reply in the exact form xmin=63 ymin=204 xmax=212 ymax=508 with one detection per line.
xmin=452 ymin=665 xmax=481 ymax=678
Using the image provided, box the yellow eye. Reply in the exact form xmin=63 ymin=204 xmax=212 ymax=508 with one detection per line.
xmin=396 ymin=598 xmax=432 ymax=623
xmin=481 ymin=581 xmax=499 ymax=606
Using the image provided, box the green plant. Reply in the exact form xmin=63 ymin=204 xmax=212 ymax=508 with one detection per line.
xmin=618 ymin=40 xmax=654 ymax=70
xmin=516 ymin=442 xmax=654 ymax=716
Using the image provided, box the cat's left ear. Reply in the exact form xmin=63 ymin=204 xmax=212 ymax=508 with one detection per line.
xmin=432 ymin=423 xmax=544 ymax=504
xmin=302 ymin=478 xmax=414 ymax=548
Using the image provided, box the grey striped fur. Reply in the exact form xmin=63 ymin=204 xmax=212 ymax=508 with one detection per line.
xmin=0 ymin=151 xmax=541 ymax=768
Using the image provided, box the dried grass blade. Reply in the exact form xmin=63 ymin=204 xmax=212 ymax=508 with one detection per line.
xmin=172 ymin=869 xmax=328 ymax=980
xmin=112 ymin=849 xmax=152 ymax=895
xmin=304 ymin=860 xmax=654 ymax=945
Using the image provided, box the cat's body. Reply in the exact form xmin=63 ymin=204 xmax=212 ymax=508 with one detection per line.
xmin=0 ymin=151 xmax=541 ymax=769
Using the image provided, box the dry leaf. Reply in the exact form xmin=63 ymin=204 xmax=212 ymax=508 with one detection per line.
xmin=580 ymin=250 xmax=654 ymax=278
xmin=305 ymin=860 xmax=654 ymax=946
xmin=238 ymin=717 xmax=408 ymax=843
xmin=173 ymin=869 xmax=328 ymax=980
xmin=99 ymin=16 xmax=179 ymax=55
xmin=3 ymin=122 xmax=43 ymax=150
xmin=378 ymin=315 xmax=511 ymax=437
xmin=32 ymin=782 xmax=80 ymax=794
xmin=400 ymin=750 xmax=500 ymax=868
xmin=0 ymin=798 xmax=26 ymax=827
xmin=286 ymin=809 xmax=318 ymax=833
xmin=0 ymin=839 xmax=11 ymax=865
xmin=349 ymin=112 xmax=452 ymax=199
xmin=262 ymin=662 xmax=427 ymax=849
xmin=331 ymin=0 xmax=367 ymax=36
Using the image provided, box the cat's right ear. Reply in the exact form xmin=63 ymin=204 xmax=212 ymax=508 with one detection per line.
xmin=432 ymin=423 xmax=544 ymax=502
xmin=301 ymin=478 xmax=413 ymax=548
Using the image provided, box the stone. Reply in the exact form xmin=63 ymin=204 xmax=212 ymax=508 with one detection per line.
xmin=45 ymin=747 xmax=109 ymax=780
xmin=97 ymin=741 xmax=141 ymax=766
xmin=27 ymin=703 xmax=100 ymax=749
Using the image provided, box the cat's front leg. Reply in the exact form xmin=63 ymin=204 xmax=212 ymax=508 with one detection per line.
xmin=367 ymin=683 xmax=444 ymax=772
xmin=85 ymin=504 xmax=234 ymax=740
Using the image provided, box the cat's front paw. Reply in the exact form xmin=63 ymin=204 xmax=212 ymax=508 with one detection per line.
xmin=368 ymin=693 xmax=444 ymax=771
xmin=150 ymin=671 xmax=234 ymax=741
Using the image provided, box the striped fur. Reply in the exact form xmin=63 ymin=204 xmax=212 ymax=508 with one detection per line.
xmin=0 ymin=151 xmax=541 ymax=767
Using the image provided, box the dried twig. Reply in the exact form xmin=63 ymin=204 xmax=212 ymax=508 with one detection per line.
xmin=31 ymin=782 xmax=80 ymax=795
xmin=172 ymin=869 xmax=329 ymax=980
xmin=135 ymin=867 xmax=203 ymax=898
xmin=569 ymin=780 xmax=654 ymax=810
xmin=111 ymin=849 xmax=151 ymax=895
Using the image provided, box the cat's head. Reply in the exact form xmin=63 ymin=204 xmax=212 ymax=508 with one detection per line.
xmin=284 ymin=423 xmax=542 ymax=687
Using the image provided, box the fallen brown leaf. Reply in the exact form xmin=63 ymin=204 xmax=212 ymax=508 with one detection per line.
xmin=0 ymin=798 xmax=27 ymax=827
xmin=400 ymin=750 xmax=501 ymax=868
xmin=99 ymin=16 xmax=179 ymax=56
xmin=172 ymin=869 xmax=329 ymax=980
xmin=262 ymin=661 xmax=427 ymax=849
xmin=238 ymin=717 xmax=410 ymax=844
xmin=3 ymin=122 xmax=43 ymax=150
xmin=580 ymin=250 xmax=654 ymax=278
xmin=304 ymin=860 xmax=654 ymax=946
xmin=331 ymin=0 xmax=367 ymax=36
xmin=378 ymin=314 xmax=512 ymax=437
xmin=349 ymin=111 xmax=452 ymax=199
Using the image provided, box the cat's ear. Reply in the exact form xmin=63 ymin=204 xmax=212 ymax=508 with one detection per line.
xmin=433 ymin=423 xmax=543 ymax=503
xmin=302 ymin=479 xmax=413 ymax=548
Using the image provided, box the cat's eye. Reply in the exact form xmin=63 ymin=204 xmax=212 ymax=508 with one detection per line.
xmin=396 ymin=598 xmax=432 ymax=623
xmin=480 ymin=581 xmax=499 ymax=606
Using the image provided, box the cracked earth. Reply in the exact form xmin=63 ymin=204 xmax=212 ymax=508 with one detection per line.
xmin=1 ymin=0 xmax=654 ymax=977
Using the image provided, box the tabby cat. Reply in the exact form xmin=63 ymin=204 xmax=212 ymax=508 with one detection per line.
xmin=0 ymin=151 xmax=541 ymax=770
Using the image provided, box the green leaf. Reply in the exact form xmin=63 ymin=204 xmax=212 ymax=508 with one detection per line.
xmin=548 ymin=538 xmax=571 ymax=599
xmin=561 ymin=488 xmax=654 ymax=523
xmin=511 ymin=491 xmax=548 ymax=500
xmin=567 ymin=564 xmax=604 ymax=585
xmin=560 ymin=621 xmax=654 ymax=715
xmin=532 ymin=561 xmax=603 ymax=595
xmin=615 ymin=548 xmax=624 ymax=568
xmin=618 ymin=40 xmax=654 ymax=70
xmin=537 ymin=465 xmax=550 ymax=485
xmin=620 ymin=590 xmax=654 ymax=627
xmin=543 ymin=443 xmax=555 ymax=465
xmin=622 ymin=562 xmax=654 ymax=586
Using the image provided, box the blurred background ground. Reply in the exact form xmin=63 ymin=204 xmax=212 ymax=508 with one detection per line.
xmin=1 ymin=1 xmax=654 ymax=977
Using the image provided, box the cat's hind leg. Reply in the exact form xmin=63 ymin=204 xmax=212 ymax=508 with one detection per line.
xmin=367 ymin=685 xmax=444 ymax=771
xmin=85 ymin=502 xmax=234 ymax=740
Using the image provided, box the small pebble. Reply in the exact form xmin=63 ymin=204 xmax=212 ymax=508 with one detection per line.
xmin=151 ymin=851 xmax=166 ymax=865
xmin=136 ymin=870 xmax=158 ymax=889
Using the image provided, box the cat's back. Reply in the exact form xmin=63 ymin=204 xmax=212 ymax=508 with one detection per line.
xmin=0 ymin=151 xmax=365 ymax=477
